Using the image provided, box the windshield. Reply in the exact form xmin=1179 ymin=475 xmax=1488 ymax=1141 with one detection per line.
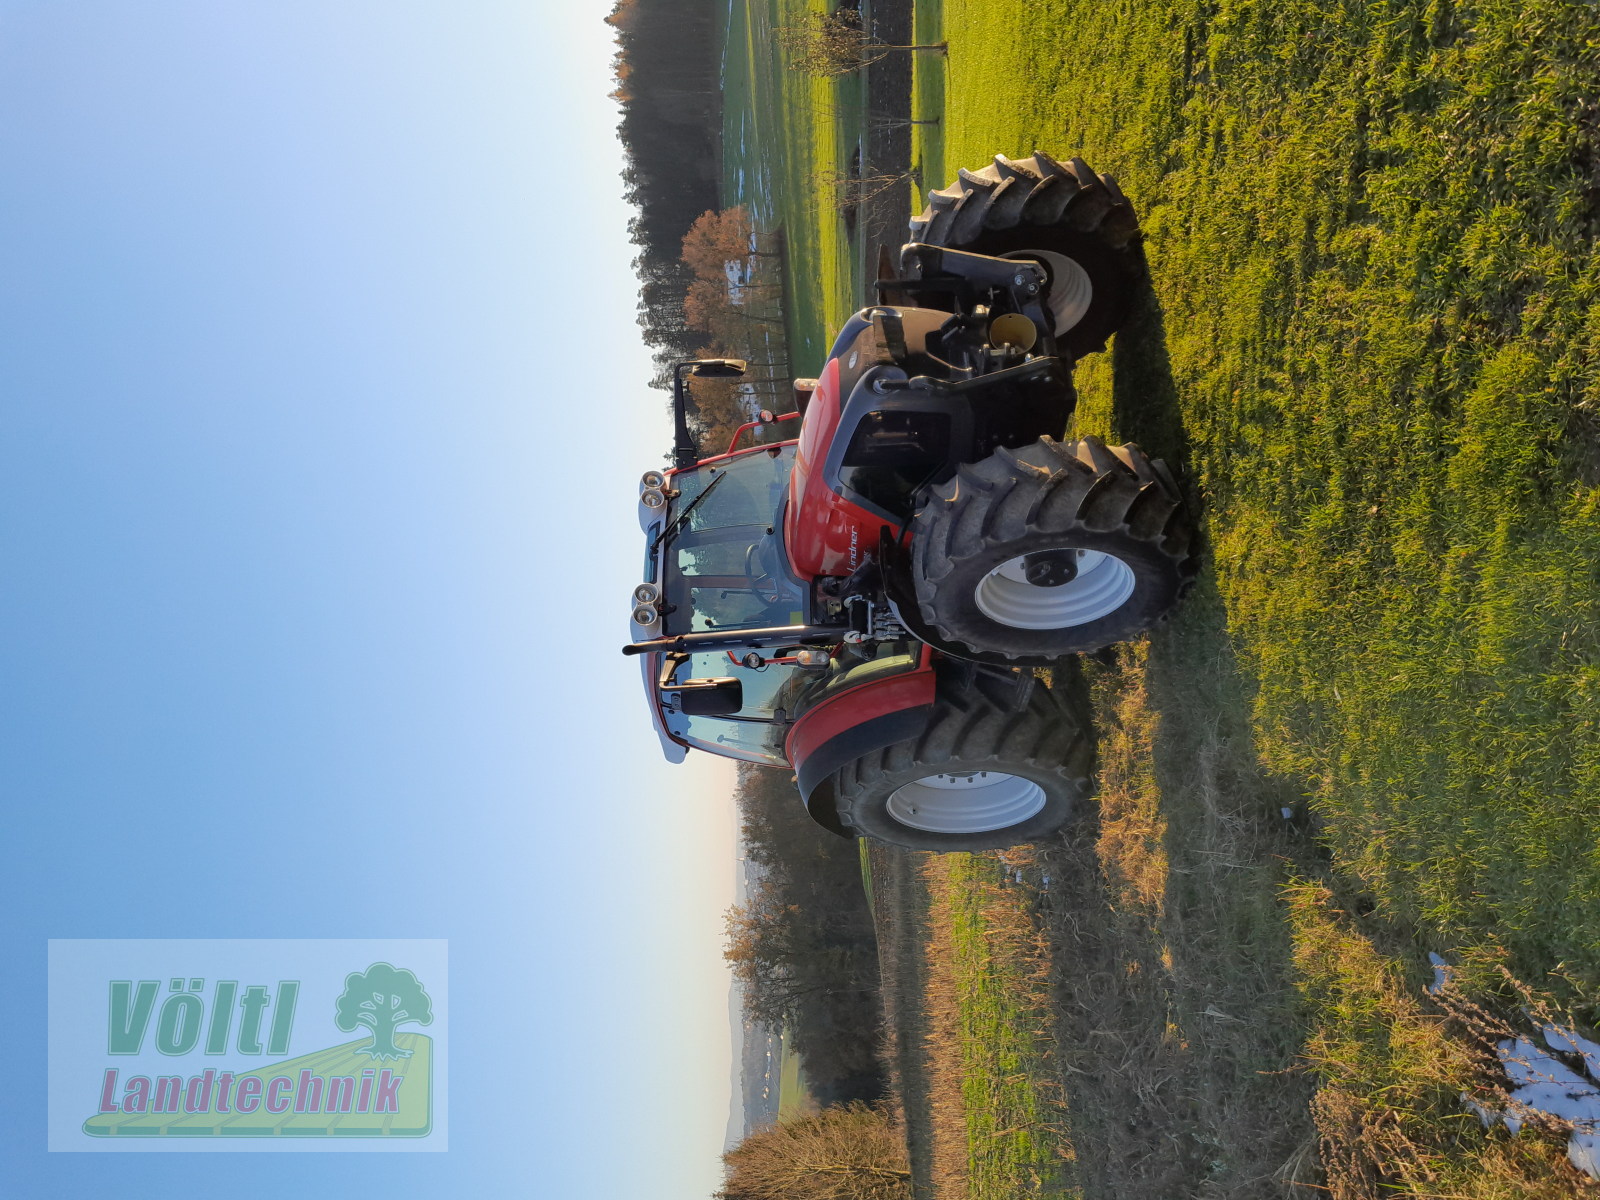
xmin=661 ymin=446 xmax=803 ymax=635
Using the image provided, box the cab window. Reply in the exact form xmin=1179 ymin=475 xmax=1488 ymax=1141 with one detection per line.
xmin=679 ymin=715 xmax=786 ymax=765
xmin=661 ymin=651 xmax=807 ymax=767
xmin=672 ymin=526 xmax=799 ymax=632
xmin=660 ymin=447 xmax=804 ymax=635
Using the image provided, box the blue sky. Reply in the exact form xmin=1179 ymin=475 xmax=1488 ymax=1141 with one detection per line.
xmin=0 ymin=3 xmax=738 ymax=1196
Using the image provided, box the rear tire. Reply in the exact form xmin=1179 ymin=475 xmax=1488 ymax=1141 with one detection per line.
xmin=832 ymin=666 xmax=1093 ymax=853
xmin=911 ymin=436 xmax=1197 ymax=660
xmin=908 ymin=152 xmax=1142 ymax=359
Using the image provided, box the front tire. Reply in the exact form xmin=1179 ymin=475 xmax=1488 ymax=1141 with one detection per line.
xmin=907 ymin=152 xmax=1142 ymax=359
xmin=832 ymin=666 xmax=1093 ymax=853
xmin=911 ymin=436 xmax=1197 ymax=660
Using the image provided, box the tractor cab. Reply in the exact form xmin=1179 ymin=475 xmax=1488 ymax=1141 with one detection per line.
xmin=629 ymin=439 xmax=821 ymax=767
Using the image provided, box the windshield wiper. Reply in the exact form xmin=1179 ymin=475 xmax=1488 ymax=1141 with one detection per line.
xmin=651 ymin=470 xmax=726 ymax=558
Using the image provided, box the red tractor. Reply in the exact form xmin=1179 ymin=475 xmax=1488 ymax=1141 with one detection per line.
xmin=623 ymin=153 xmax=1197 ymax=851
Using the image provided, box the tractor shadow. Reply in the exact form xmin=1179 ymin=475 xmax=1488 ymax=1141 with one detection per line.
xmin=1029 ymin=265 xmax=1322 ymax=1198
xmin=1109 ymin=251 xmax=1193 ymax=486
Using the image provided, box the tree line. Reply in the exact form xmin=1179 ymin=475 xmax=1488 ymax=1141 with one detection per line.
xmin=610 ymin=1 xmax=801 ymax=463
xmin=607 ymin=0 xmax=723 ymax=383
xmin=724 ymin=763 xmax=885 ymax=1106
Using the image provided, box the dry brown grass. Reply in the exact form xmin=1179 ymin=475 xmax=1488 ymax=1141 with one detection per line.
xmin=1088 ymin=639 xmax=1168 ymax=917
xmin=917 ymin=855 xmax=971 ymax=1199
xmin=870 ymin=842 xmax=941 ymax=1199
xmin=1026 ymin=594 xmax=1321 ymax=1198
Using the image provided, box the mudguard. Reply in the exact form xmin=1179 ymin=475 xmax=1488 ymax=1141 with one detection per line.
xmin=784 ymin=644 xmax=936 ymax=837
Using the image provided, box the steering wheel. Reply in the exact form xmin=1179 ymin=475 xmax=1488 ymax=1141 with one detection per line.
xmin=744 ymin=542 xmax=782 ymax=605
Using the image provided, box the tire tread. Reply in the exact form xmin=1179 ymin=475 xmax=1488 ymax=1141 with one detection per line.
xmin=907 ymin=151 xmax=1143 ymax=358
xmin=909 ymin=436 xmax=1198 ymax=658
xmin=832 ymin=669 xmax=1094 ymax=852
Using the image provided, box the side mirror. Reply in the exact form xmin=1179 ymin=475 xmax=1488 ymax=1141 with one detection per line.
xmin=691 ymin=359 xmax=747 ymax=379
xmin=667 ymin=676 xmax=744 ymax=716
xmin=658 ymin=653 xmax=744 ymax=715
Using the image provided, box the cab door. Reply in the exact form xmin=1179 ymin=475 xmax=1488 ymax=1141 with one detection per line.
xmin=662 ymin=652 xmax=807 ymax=767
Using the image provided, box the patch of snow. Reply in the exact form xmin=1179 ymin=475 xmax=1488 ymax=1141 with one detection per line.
xmin=1462 ymin=1092 xmax=1497 ymax=1128
xmin=1434 ymin=955 xmax=1600 ymax=1179
xmin=1572 ymin=1131 xmax=1600 ymax=1179
xmin=1545 ymin=1025 xmax=1600 ymax=1081
xmin=1426 ymin=951 xmax=1452 ymax=995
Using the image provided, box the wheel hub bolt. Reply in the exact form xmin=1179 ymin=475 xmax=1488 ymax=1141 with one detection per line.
xmin=1021 ymin=549 xmax=1080 ymax=587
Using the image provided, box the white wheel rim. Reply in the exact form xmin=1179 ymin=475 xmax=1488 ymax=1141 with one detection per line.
xmin=1009 ymin=251 xmax=1092 ymax=333
xmin=973 ymin=549 xmax=1136 ymax=630
xmin=885 ymin=771 xmax=1047 ymax=834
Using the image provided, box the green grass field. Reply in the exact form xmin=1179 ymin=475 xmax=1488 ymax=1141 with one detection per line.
xmin=775 ymin=1027 xmax=814 ymax=1119
xmin=729 ymin=0 xmax=1599 ymax=1188
xmin=939 ymin=855 xmax=1074 ymax=1198
xmin=927 ymin=0 xmax=1600 ymax=996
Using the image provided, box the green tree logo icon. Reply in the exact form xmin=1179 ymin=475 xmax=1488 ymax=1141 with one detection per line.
xmin=334 ymin=963 xmax=434 ymax=1060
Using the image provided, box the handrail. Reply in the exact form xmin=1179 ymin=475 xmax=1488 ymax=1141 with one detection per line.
xmin=725 ymin=410 xmax=801 ymax=456
xmin=622 ymin=623 xmax=839 ymax=657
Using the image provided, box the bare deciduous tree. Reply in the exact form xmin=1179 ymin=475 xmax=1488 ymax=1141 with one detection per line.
xmin=809 ymin=166 xmax=920 ymax=218
xmin=775 ymin=11 xmax=946 ymax=78
xmin=717 ymin=1102 xmax=912 ymax=1200
xmin=728 ymin=763 xmax=885 ymax=1104
xmin=866 ymin=111 xmax=939 ymax=132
